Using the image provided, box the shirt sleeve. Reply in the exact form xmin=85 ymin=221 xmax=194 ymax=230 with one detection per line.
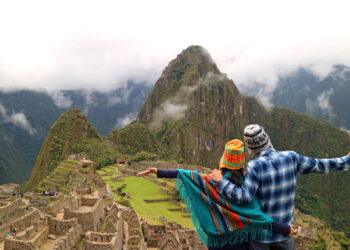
xmin=272 ymin=222 xmax=291 ymax=236
xmin=216 ymin=161 xmax=259 ymax=204
xmin=156 ymin=169 xmax=179 ymax=178
xmin=292 ymin=152 xmax=350 ymax=174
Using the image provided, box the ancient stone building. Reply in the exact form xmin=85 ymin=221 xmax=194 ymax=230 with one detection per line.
xmin=0 ymin=184 xmax=20 ymax=197
xmin=83 ymin=231 xmax=121 ymax=250
xmin=158 ymin=231 xmax=181 ymax=250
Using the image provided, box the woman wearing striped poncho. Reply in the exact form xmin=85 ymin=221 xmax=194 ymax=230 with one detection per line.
xmin=137 ymin=139 xmax=292 ymax=250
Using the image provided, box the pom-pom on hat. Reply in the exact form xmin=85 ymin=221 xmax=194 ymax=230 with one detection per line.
xmin=219 ymin=139 xmax=245 ymax=170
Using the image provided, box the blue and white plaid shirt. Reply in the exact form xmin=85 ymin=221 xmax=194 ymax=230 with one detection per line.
xmin=217 ymin=148 xmax=350 ymax=243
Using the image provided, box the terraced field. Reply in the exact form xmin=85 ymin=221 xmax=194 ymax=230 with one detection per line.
xmin=97 ymin=165 xmax=194 ymax=229
xmin=34 ymin=160 xmax=86 ymax=193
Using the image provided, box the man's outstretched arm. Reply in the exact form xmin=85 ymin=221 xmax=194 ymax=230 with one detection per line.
xmin=212 ymin=162 xmax=259 ymax=204
xmin=292 ymin=152 xmax=350 ymax=174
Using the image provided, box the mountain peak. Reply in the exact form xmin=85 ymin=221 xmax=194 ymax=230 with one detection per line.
xmin=137 ymin=46 xmax=231 ymax=125
xmin=163 ymin=45 xmax=220 ymax=79
xmin=27 ymin=108 xmax=100 ymax=190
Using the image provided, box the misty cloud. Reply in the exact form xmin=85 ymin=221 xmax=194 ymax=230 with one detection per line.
xmin=50 ymin=91 xmax=73 ymax=108
xmin=180 ymin=72 xmax=226 ymax=96
xmin=107 ymin=87 xmax=132 ymax=106
xmin=0 ymin=103 xmax=36 ymax=134
xmin=0 ymin=0 xmax=349 ymax=98
xmin=306 ymin=89 xmax=335 ymax=121
xmin=150 ymin=101 xmax=188 ymax=129
xmin=115 ymin=113 xmax=137 ymax=128
xmin=149 ymin=72 xmax=224 ymax=128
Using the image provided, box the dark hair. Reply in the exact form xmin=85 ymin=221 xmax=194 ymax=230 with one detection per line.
xmin=221 ymin=168 xmax=244 ymax=187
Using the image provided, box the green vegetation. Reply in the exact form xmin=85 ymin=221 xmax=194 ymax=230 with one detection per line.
xmin=71 ymin=137 xmax=120 ymax=169
xmin=98 ymin=165 xmax=193 ymax=228
xmin=128 ymin=151 xmax=159 ymax=163
xmin=306 ymin=239 xmax=327 ymax=250
xmin=107 ymin=123 xmax=160 ymax=155
xmin=27 ymin=109 xmax=100 ymax=190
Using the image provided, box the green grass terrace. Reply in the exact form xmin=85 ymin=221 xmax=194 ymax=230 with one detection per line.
xmin=97 ymin=165 xmax=193 ymax=229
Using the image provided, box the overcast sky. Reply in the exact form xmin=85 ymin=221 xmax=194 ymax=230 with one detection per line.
xmin=0 ymin=0 xmax=349 ymax=93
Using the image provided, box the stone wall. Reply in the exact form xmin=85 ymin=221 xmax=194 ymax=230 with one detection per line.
xmin=0 ymin=209 xmax=40 ymax=241
xmin=75 ymin=184 xmax=92 ymax=194
xmin=122 ymin=208 xmax=145 ymax=250
xmin=0 ymin=199 xmax=24 ymax=224
xmin=81 ymin=197 xmax=98 ymax=206
xmin=0 ymin=183 xmax=20 ymax=197
xmin=158 ymin=231 xmax=181 ymax=250
xmin=83 ymin=231 xmax=120 ymax=250
xmin=45 ymin=196 xmax=74 ymax=216
xmin=49 ymin=217 xmax=79 ymax=235
xmin=53 ymin=221 xmax=82 ymax=250
xmin=144 ymin=198 xmax=171 ymax=203
xmin=120 ymin=169 xmax=137 ymax=176
xmin=64 ymin=198 xmax=104 ymax=232
xmin=4 ymin=225 xmax=49 ymax=250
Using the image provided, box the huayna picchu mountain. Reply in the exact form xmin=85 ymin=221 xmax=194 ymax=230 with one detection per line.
xmin=137 ymin=45 xmax=350 ymax=236
xmin=27 ymin=109 xmax=100 ymax=190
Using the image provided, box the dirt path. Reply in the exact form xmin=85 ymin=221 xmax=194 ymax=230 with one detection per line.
xmin=39 ymin=235 xmax=64 ymax=250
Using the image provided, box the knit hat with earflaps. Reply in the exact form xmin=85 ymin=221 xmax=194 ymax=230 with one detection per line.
xmin=219 ymin=139 xmax=245 ymax=170
xmin=244 ymin=124 xmax=272 ymax=154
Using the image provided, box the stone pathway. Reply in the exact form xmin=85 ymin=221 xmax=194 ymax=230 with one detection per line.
xmin=39 ymin=235 xmax=63 ymax=250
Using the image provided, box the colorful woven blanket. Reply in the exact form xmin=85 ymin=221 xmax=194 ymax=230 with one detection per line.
xmin=176 ymin=169 xmax=273 ymax=247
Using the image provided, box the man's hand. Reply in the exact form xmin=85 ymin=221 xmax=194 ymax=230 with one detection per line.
xmin=289 ymin=224 xmax=298 ymax=237
xmin=348 ymin=152 xmax=350 ymax=156
xmin=210 ymin=169 xmax=223 ymax=182
xmin=137 ymin=168 xmax=157 ymax=176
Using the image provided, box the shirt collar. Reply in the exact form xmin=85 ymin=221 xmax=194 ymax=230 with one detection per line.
xmin=259 ymin=147 xmax=275 ymax=157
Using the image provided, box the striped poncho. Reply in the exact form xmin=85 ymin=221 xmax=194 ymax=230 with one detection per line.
xmin=176 ymin=169 xmax=273 ymax=247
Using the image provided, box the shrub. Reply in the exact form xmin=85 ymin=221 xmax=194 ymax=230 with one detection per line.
xmin=129 ymin=151 xmax=159 ymax=163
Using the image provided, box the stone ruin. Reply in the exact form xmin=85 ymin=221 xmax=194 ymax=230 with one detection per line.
xmin=122 ymin=207 xmax=145 ymax=250
xmin=0 ymin=158 xmax=218 ymax=250
xmin=157 ymin=232 xmax=181 ymax=250
xmin=116 ymin=157 xmax=128 ymax=165
xmin=0 ymin=182 xmax=126 ymax=250
xmin=74 ymin=184 xmax=92 ymax=195
xmin=83 ymin=231 xmax=120 ymax=250
xmin=0 ymin=184 xmax=20 ymax=197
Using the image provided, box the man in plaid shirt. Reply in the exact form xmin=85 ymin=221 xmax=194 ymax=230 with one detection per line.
xmin=210 ymin=124 xmax=350 ymax=249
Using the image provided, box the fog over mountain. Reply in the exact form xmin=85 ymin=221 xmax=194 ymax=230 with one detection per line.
xmin=0 ymin=0 xmax=349 ymax=97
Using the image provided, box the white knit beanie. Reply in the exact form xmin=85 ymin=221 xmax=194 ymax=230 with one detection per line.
xmin=244 ymin=124 xmax=272 ymax=159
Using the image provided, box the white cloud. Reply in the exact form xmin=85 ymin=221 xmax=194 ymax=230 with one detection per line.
xmin=107 ymin=87 xmax=132 ymax=106
xmin=115 ymin=113 xmax=137 ymax=128
xmin=306 ymin=89 xmax=336 ymax=121
xmin=50 ymin=91 xmax=73 ymax=108
xmin=0 ymin=103 xmax=36 ymax=134
xmin=0 ymin=0 xmax=349 ymax=95
xmin=340 ymin=127 xmax=350 ymax=135
xmin=150 ymin=101 xmax=188 ymax=129
xmin=180 ymin=72 xmax=226 ymax=95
